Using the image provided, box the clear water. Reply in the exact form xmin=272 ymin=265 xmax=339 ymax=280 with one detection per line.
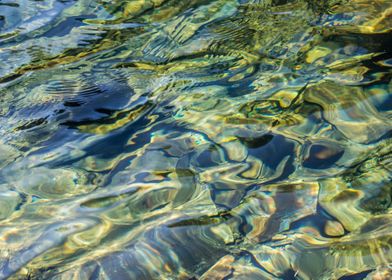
xmin=0 ymin=0 xmax=391 ymax=279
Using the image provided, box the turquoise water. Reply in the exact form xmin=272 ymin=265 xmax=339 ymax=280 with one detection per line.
xmin=0 ymin=0 xmax=391 ymax=279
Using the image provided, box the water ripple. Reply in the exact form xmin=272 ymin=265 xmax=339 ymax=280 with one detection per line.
xmin=0 ymin=0 xmax=391 ymax=279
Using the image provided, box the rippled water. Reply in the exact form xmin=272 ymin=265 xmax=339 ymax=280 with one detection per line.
xmin=0 ymin=0 xmax=391 ymax=279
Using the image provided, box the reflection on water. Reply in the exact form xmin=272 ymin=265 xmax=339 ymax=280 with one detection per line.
xmin=0 ymin=0 xmax=391 ymax=279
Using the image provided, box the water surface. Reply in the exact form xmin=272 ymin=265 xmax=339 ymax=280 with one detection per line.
xmin=0 ymin=0 xmax=392 ymax=279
